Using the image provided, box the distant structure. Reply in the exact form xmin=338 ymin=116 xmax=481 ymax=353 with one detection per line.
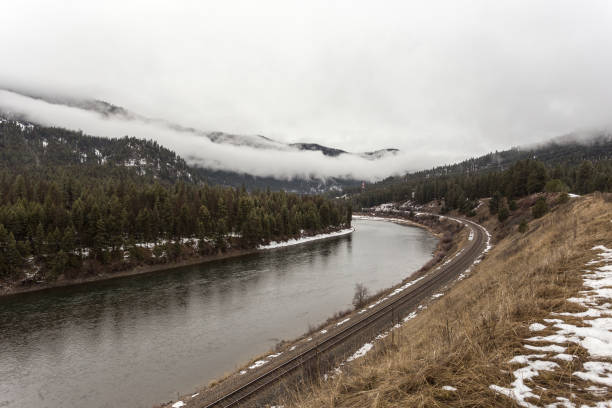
xmin=361 ymin=181 xmax=366 ymax=191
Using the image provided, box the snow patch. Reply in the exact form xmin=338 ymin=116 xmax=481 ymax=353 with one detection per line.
xmin=259 ymin=228 xmax=354 ymax=249
xmin=490 ymin=359 xmax=559 ymax=408
xmin=347 ymin=343 xmax=373 ymax=362
xmin=249 ymin=360 xmax=267 ymax=369
xmin=529 ymin=323 xmax=547 ymax=332
xmin=491 ymin=245 xmax=612 ymax=406
xmin=574 ymin=361 xmax=612 ymax=386
xmin=336 ymin=318 xmax=350 ymax=326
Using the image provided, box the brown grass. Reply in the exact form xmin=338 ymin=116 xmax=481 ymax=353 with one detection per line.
xmin=282 ymin=194 xmax=612 ymax=407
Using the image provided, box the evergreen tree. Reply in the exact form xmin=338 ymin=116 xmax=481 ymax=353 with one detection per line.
xmin=532 ymin=197 xmax=548 ymax=219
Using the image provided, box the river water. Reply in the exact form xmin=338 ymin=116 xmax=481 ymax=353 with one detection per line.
xmin=0 ymin=219 xmax=437 ymax=408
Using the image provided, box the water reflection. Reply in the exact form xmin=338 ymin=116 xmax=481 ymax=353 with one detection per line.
xmin=0 ymin=220 xmax=436 ymax=408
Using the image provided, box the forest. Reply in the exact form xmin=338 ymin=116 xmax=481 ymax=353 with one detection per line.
xmin=352 ymin=157 xmax=612 ymax=212
xmin=0 ymin=122 xmax=351 ymax=282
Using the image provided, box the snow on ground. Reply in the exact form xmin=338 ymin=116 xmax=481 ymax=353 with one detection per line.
xmin=336 ymin=318 xmax=351 ymax=326
xmin=370 ymin=203 xmax=394 ymax=212
xmin=529 ymin=323 xmax=547 ymax=332
xmin=171 ymin=401 xmax=185 ymax=408
xmin=490 ymin=245 xmax=612 ymax=407
xmin=248 ymin=360 xmax=267 ymax=369
xmin=442 ymin=385 xmax=458 ymax=391
xmin=258 ymin=228 xmax=354 ymax=250
xmin=568 ymin=193 xmax=581 ymax=198
xmin=347 ymin=343 xmax=373 ymax=362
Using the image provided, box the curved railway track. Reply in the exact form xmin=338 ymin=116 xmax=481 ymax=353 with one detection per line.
xmin=188 ymin=214 xmax=489 ymax=408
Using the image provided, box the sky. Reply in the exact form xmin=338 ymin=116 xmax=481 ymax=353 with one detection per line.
xmin=1 ymin=0 xmax=612 ymax=180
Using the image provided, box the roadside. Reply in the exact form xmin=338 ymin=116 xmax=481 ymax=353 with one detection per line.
xmin=283 ymin=193 xmax=611 ymax=407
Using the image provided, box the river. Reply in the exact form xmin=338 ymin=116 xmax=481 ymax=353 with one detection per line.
xmin=0 ymin=219 xmax=437 ymax=408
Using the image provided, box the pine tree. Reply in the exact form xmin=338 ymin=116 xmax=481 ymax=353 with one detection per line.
xmin=32 ymin=223 xmax=45 ymax=257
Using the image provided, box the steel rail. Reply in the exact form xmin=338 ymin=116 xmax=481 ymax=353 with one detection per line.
xmin=197 ymin=215 xmax=488 ymax=408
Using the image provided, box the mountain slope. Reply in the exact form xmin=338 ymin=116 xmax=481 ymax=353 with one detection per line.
xmin=346 ymin=132 xmax=612 ymax=207
xmin=0 ymin=118 xmax=198 ymax=184
xmin=1 ymin=88 xmax=399 ymax=160
xmin=0 ymin=118 xmax=362 ymax=192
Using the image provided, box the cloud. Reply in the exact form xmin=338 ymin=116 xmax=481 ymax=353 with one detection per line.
xmin=1 ymin=0 xmax=612 ymax=175
xmin=0 ymin=89 xmax=423 ymax=181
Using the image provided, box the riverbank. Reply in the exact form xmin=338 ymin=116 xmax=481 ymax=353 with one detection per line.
xmin=161 ymin=213 xmax=467 ymax=408
xmin=0 ymin=227 xmax=355 ymax=298
xmin=285 ymin=194 xmax=612 ymax=407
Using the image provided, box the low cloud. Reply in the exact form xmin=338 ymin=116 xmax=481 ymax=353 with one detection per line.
xmin=0 ymin=89 xmax=428 ymax=181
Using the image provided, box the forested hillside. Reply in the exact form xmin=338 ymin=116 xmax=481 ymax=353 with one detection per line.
xmin=0 ymin=119 xmax=199 ymax=184
xmin=350 ymin=134 xmax=612 ymax=210
xmin=0 ymin=118 xmax=360 ymax=193
xmin=0 ymin=120 xmax=351 ymax=285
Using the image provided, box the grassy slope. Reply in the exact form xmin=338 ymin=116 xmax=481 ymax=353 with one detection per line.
xmin=284 ymin=193 xmax=612 ymax=407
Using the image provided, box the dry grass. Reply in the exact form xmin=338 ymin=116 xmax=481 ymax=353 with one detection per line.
xmin=282 ymin=194 xmax=612 ymax=407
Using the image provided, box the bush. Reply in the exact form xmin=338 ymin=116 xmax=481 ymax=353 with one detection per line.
xmin=498 ymin=205 xmax=510 ymax=222
xmin=352 ymin=283 xmax=369 ymax=309
xmin=532 ymin=197 xmax=548 ymax=219
xmin=518 ymin=219 xmax=528 ymax=233
xmin=556 ymin=192 xmax=569 ymax=205
xmin=544 ymin=179 xmax=569 ymax=193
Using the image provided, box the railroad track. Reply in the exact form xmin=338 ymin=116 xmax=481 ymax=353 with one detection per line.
xmin=189 ymin=214 xmax=489 ymax=408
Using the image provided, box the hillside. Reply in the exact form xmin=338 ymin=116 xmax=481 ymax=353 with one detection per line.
xmin=0 ymin=117 xmax=353 ymax=293
xmin=0 ymin=117 xmax=363 ymax=193
xmin=284 ymin=193 xmax=612 ymax=407
xmin=0 ymin=88 xmax=403 ymax=192
xmin=0 ymin=118 xmax=198 ymax=184
xmin=348 ymin=135 xmax=612 ymax=209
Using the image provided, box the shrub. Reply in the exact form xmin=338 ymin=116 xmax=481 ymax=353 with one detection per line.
xmin=498 ymin=205 xmax=510 ymax=222
xmin=544 ymin=179 xmax=569 ymax=193
xmin=556 ymin=192 xmax=569 ymax=205
xmin=532 ymin=197 xmax=548 ymax=218
xmin=518 ymin=219 xmax=528 ymax=233
xmin=352 ymin=283 xmax=369 ymax=309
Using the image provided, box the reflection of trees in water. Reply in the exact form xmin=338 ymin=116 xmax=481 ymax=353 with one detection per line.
xmin=0 ymin=226 xmax=427 ymax=400
xmin=0 ymin=221 xmax=438 ymax=408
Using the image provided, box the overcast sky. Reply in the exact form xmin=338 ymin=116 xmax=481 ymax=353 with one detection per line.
xmin=1 ymin=1 xmax=612 ymax=180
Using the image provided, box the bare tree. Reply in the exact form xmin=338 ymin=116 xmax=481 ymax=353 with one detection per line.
xmin=352 ymin=283 xmax=369 ymax=309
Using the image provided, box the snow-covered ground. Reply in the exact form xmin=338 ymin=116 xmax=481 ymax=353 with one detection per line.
xmin=369 ymin=203 xmax=395 ymax=212
xmin=258 ymin=228 xmax=354 ymax=250
xmin=490 ymin=245 xmax=612 ymax=407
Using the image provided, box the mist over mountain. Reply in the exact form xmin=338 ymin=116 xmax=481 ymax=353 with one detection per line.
xmin=0 ymin=88 xmax=405 ymax=184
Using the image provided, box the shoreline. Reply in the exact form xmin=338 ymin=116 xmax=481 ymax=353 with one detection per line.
xmin=352 ymin=212 xmax=440 ymax=237
xmin=162 ymin=212 xmax=466 ymax=408
xmin=0 ymin=227 xmax=355 ymax=298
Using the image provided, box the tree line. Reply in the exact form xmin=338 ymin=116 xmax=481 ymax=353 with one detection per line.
xmin=0 ymin=170 xmax=351 ymax=280
xmin=353 ymin=158 xmax=612 ymax=213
